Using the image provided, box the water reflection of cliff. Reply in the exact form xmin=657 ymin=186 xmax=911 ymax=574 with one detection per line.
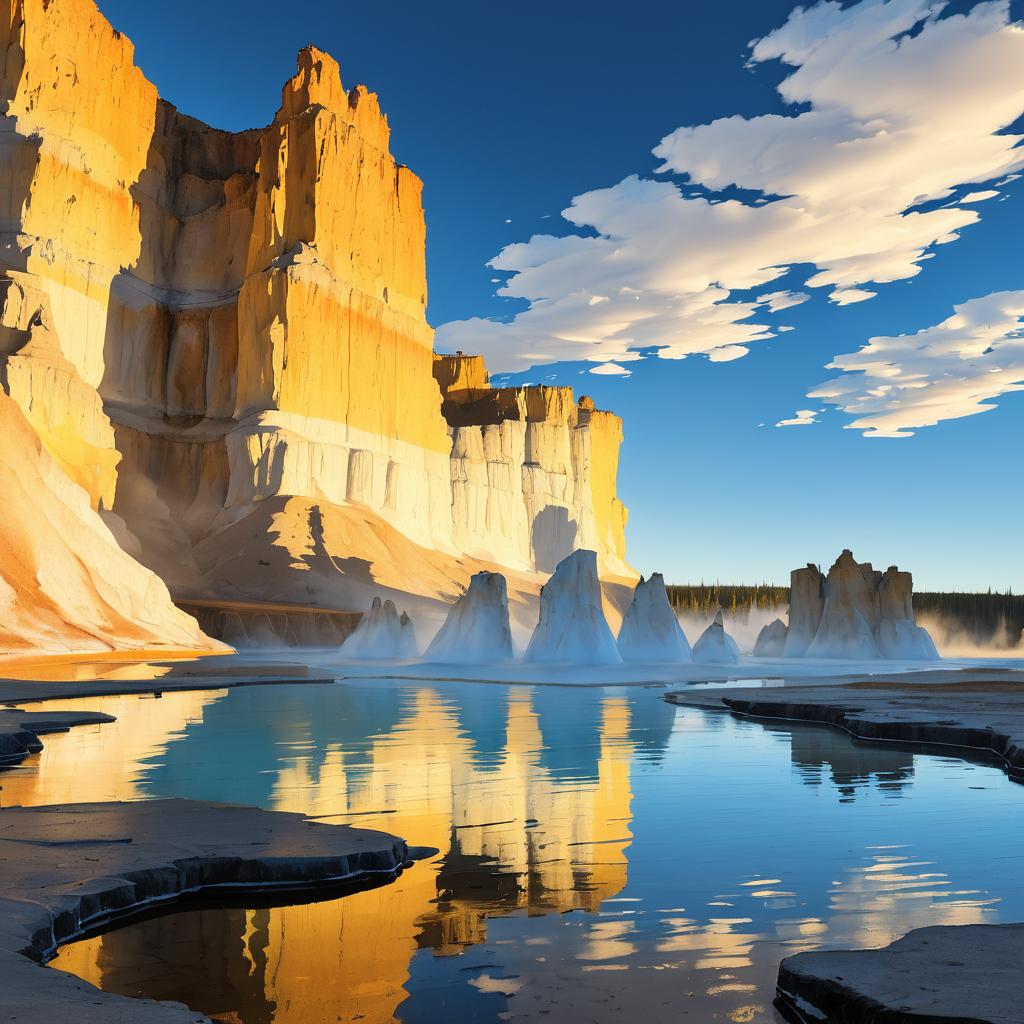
xmin=52 ymin=682 xmax=670 ymax=1024
xmin=771 ymin=722 xmax=915 ymax=800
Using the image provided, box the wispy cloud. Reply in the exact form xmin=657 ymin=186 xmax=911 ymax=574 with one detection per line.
xmin=437 ymin=0 xmax=1024 ymax=374
xmin=777 ymin=408 xmax=822 ymax=427
xmin=809 ymin=290 xmax=1024 ymax=437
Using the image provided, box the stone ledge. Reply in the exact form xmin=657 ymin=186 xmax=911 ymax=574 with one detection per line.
xmin=775 ymin=923 xmax=1024 ymax=1024
xmin=0 ymin=799 xmax=412 ymax=1023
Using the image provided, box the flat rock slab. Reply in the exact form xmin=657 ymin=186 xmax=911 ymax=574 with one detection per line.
xmin=0 ymin=799 xmax=410 ymax=1023
xmin=665 ymin=679 xmax=1024 ymax=780
xmin=0 ymin=707 xmax=116 ymax=765
xmin=776 ymin=923 xmax=1024 ymax=1024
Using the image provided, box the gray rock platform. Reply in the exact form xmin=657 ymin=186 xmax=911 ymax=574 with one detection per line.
xmin=0 ymin=707 xmax=116 ymax=766
xmin=0 ymin=799 xmax=411 ymax=1022
xmin=776 ymin=923 xmax=1024 ymax=1023
xmin=666 ymin=678 xmax=1024 ymax=779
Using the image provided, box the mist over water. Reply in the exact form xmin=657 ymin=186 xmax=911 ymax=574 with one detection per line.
xmin=916 ymin=612 xmax=1023 ymax=659
xmin=676 ymin=606 xmax=786 ymax=655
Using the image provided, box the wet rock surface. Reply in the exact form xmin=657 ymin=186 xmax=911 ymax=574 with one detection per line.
xmin=0 ymin=800 xmax=410 ymax=1023
xmin=775 ymin=923 xmax=1024 ymax=1024
xmin=665 ymin=678 xmax=1024 ymax=780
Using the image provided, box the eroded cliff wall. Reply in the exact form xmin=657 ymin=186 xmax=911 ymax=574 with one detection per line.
xmin=0 ymin=0 xmax=632 ymax=635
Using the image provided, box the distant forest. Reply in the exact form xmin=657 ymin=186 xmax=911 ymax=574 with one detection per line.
xmin=666 ymin=584 xmax=1024 ymax=647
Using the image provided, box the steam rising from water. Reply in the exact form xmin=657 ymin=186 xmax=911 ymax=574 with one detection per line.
xmin=916 ymin=612 xmax=1022 ymax=659
xmin=676 ymin=606 xmax=785 ymax=656
xmin=674 ymin=605 xmax=1024 ymax=659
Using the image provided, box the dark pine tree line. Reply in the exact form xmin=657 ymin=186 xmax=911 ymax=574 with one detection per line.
xmin=666 ymin=584 xmax=1023 ymax=646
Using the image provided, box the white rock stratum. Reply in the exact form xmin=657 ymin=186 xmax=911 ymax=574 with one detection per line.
xmin=525 ymin=550 xmax=622 ymax=665
xmin=617 ymin=573 xmax=691 ymax=662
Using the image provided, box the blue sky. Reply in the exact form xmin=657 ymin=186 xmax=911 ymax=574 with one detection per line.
xmin=99 ymin=0 xmax=1024 ymax=591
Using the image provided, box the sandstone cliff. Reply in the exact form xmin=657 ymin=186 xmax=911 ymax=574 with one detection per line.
xmin=0 ymin=391 xmax=222 ymax=657
xmin=0 ymin=0 xmax=633 ymax=650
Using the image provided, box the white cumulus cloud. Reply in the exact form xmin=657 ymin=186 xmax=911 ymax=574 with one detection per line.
xmin=437 ymin=0 xmax=1024 ymax=375
xmin=809 ymin=290 xmax=1024 ymax=436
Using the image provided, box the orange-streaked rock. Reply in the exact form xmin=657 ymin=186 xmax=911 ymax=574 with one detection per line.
xmin=0 ymin=391 xmax=221 ymax=657
xmin=0 ymin=0 xmax=634 ymax=650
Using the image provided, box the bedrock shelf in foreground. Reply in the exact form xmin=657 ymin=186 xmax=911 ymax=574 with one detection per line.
xmin=776 ymin=923 xmax=1024 ymax=1024
xmin=0 ymin=800 xmax=411 ymax=1023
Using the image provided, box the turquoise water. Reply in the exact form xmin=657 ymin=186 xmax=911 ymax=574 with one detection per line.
xmin=20 ymin=679 xmax=1024 ymax=1024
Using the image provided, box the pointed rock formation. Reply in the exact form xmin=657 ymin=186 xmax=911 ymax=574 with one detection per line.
xmin=426 ymin=571 xmax=514 ymax=663
xmin=525 ymin=550 xmax=621 ymax=665
xmin=617 ymin=573 xmax=691 ymax=662
xmin=783 ymin=551 xmax=938 ymax=660
xmin=691 ymin=611 xmax=741 ymax=664
xmin=754 ymin=618 xmax=788 ymax=658
xmin=340 ymin=597 xmax=418 ymax=659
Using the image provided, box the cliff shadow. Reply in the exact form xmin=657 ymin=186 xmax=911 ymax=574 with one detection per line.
xmin=531 ymin=505 xmax=578 ymax=574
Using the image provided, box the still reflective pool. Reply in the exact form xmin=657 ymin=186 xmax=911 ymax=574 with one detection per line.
xmin=6 ymin=679 xmax=1023 ymax=1024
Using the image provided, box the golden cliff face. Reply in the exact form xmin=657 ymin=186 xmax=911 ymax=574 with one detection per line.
xmin=436 ymin=363 xmax=631 ymax=577
xmin=1 ymin=0 xmax=633 ymax=640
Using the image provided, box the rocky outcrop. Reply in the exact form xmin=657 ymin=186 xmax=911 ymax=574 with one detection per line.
xmin=780 ymin=551 xmax=938 ymax=660
xmin=754 ymin=617 xmax=788 ymax=657
xmin=0 ymin=391 xmax=221 ymax=657
xmin=617 ymin=573 xmax=692 ymax=662
xmin=340 ymin=597 xmax=417 ymax=659
xmin=691 ymin=610 xmax=741 ymax=664
xmin=425 ymin=571 xmax=514 ymax=663
xmin=0 ymin=0 xmax=633 ymax=657
xmin=525 ymin=549 xmax=622 ymax=664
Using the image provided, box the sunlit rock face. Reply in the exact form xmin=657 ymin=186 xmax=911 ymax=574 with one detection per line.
xmin=525 ymin=550 xmax=622 ymax=665
xmin=0 ymin=0 xmax=633 ymax=646
xmin=617 ymin=573 xmax=692 ymax=662
xmin=754 ymin=617 xmax=788 ymax=658
xmin=0 ymin=392 xmax=220 ymax=657
xmin=691 ymin=610 xmax=741 ymax=664
xmin=426 ymin=571 xmax=514 ymax=663
xmin=783 ymin=551 xmax=938 ymax=660
xmin=340 ymin=597 xmax=417 ymax=659
xmin=436 ymin=366 xmax=632 ymax=578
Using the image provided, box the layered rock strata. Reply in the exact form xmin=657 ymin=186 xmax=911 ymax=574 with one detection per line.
xmin=0 ymin=0 xmax=633 ymax=651
xmin=780 ymin=551 xmax=938 ymax=660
